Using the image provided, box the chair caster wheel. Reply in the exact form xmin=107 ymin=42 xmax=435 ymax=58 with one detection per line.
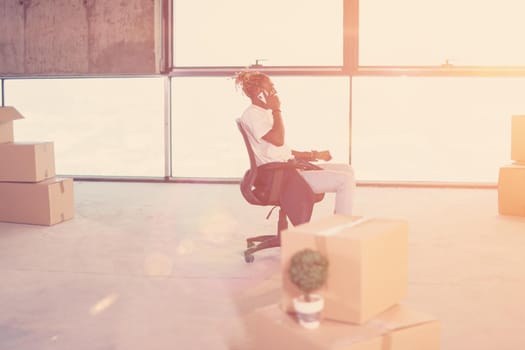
xmin=244 ymin=253 xmax=255 ymax=263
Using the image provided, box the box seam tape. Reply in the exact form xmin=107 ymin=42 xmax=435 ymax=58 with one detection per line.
xmin=317 ymin=217 xmax=371 ymax=236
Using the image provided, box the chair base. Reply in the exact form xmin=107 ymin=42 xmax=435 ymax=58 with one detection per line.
xmin=244 ymin=236 xmax=280 ymax=263
xmin=243 ymin=208 xmax=288 ymax=263
xmin=246 ymin=234 xmax=277 ymax=248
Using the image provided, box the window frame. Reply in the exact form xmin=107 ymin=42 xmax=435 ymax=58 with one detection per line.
xmin=2 ymin=0 xmax=522 ymax=185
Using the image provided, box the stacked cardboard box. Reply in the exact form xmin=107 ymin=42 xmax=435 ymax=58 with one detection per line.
xmin=498 ymin=115 xmax=525 ymax=216
xmin=281 ymin=216 xmax=408 ymax=324
xmin=0 ymin=106 xmax=74 ymax=225
xmin=236 ymin=304 xmax=440 ymax=350
xmin=233 ymin=215 xmax=441 ymax=349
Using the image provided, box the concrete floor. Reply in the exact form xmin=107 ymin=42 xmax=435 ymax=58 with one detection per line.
xmin=0 ymin=181 xmax=525 ymax=350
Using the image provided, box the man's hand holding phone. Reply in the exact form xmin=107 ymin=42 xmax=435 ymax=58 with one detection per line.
xmin=264 ymin=90 xmax=281 ymax=112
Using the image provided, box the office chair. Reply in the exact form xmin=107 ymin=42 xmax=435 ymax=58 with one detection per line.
xmin=236 ymin=119 xmax=324 ymax=263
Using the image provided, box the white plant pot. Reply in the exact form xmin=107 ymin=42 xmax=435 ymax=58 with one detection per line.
xmin=292 ymin=294 xmax=324 ymax=329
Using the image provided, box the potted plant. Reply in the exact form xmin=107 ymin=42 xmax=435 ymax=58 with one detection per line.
xmin=288 ymin=248 xmax=329 ymax=329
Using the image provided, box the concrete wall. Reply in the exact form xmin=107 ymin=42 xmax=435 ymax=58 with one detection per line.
xmin=0 ymin=0 xmax=25 ymax=73
xmin=0 ymin=0 xmax=160 ymax=75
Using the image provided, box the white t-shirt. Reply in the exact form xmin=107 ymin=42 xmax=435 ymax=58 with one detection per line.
xmin=240 ymin=104 xmax=293 ymax=166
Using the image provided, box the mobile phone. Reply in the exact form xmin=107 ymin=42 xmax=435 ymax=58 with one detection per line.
xmin=257 ymin=91 xmax=267 ymax=104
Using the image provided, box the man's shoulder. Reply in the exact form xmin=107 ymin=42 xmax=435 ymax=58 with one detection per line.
xmin=242 ymin=105 xmax=270 ymax=121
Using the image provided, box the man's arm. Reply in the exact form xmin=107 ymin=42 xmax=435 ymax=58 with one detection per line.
xmin=261 ymin=108 xmax=285 ymax=146
xmin=260 ymin=93 xmax=285 ymax=146
xmin=292 ymin=150 xmax=332 ymax=161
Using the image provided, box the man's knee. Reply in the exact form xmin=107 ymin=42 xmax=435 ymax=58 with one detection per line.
xmin=343 ymin=166 xmax=355 ymax=185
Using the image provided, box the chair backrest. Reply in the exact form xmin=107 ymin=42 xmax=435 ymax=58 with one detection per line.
xmin=236 ymin=119 xmax=259 ymax=171
xmin=236 ymin=119 xmax=264 ymax=205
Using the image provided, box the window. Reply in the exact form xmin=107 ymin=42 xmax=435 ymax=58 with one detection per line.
xmin=5 ymin=78 xmax=165 ymax=177
xmin=352 ymin=77 xmax=525 ymax=182
xmin=173 ymin=0 xmax=343 ymax=67
xmin=171 ymin=76 xmax=349 ymax=178
xmin=359 ymin=0 xmax=525 ymax=66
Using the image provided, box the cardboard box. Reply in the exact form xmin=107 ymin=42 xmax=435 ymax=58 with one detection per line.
xmin=0 ymin=177 xmax=74 ymax=225
xmin=0 ymin=106 xmax=24 ymax=143
xmin=377 ymin=304 xmax=441 ymax=350
xmin=511 ymin=115 xmax=525 ymax=162
xmin=232 ymin=304 xmax=439 ymax=350
xmin=0 ymin=142 xmax=56 ymax=182
xmin=498 ymin=164 xmax=525 ymax=216
xmin=281 ymin=215 xmax=408 ymax=324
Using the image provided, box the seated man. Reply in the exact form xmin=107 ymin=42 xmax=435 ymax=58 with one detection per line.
xmin=234 ymin=70 xmax=356 ymax=216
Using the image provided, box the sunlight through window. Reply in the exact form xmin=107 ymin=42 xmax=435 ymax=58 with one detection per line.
xmin=171 ymin=76 xmax=349 ymax=178
xmin=6 ymin=78 xmax=165 ymax=177
xmin=360 ymin=0 xmax=525 ymax=66
xmin=352 ymin=77 xmax=525 ymax=182
xmin=173 ymin=0 xmax=343 ymax=67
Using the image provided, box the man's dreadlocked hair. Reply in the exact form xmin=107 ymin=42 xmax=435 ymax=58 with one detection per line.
xmin=234 ymin=70 xmax=269 ymax=98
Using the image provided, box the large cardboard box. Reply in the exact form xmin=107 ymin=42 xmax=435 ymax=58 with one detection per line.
xmin=0 ymin=106 xmax=24 ymax=143
xmin=511 ymin=115 xmax=525 ymax=163
xmin=0 ymin=142 xmax=56 ymax=182
xmin=0 ymin=177 xmax=74 ymax=225
xmin=231 ymin=304 xmax=440 ymax=350
xmin=498 ymin=164 xmax=525 ymax=216
xmin=281 ymin=215 xmax=408 ymax=324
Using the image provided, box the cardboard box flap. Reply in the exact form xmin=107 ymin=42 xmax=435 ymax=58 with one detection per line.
xmin=288 ymin=215 xmax=407 ymax=240
xmin=0 ymin=106 xmax=24 ymax=123
xmin=317 ymin=217 xmax=372 ymax=236
xmin=367 ymin=304 xmax=438 ymax=332
xmin=285 ymin=215 xmax=362 ymax=235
